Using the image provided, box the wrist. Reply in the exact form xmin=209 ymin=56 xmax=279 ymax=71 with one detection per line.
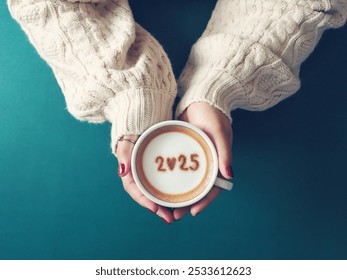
xmin=104 ymin=88 xmax=175 ymax=154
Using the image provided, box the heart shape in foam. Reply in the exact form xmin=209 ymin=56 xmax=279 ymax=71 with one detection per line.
xmin=131 ymin=120 xmax=233 ymax=208
xmin=166 ymin=157 xmax=176 ymax=171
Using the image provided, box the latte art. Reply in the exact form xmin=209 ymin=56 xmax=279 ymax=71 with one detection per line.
xmin=131 ymin=121 xmax=232 ymax=208
xmin=134 ymin=125 xmax=214 ymax=203
xmin=155 ymin=154 xmax=200 ymax=172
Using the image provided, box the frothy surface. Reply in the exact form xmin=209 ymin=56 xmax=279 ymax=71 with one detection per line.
xmin=135 ymin=125 xmax=213 ymax=203
xmin=143 ymin=132 xmax=207 ymax=194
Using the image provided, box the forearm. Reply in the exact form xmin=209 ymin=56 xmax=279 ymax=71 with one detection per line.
xmin=177 ymin=0 xmax=347 ymax=120
xmin=8 ymin=0 xmax=177 ymax=150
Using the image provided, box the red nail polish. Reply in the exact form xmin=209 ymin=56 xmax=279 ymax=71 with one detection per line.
xmin=118 ymin=163 xmax=125 ymax=176
xmin=226 ymin=166 xmax=234 ymax=178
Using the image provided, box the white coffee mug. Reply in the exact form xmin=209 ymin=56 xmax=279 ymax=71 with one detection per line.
xmin=131 ymin=120 xmax=233 ymax=208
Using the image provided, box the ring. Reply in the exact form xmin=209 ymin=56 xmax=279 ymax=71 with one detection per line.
xmin=118 ymin=135 xmax=137 ymax=145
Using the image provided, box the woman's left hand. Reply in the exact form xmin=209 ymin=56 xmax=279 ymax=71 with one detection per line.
xmin=116 ymin=135 xmax=175 ymax=224
xmin=174 ymin=102 xmax=234 ymax=220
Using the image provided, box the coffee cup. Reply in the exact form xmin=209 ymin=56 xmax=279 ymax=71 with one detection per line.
xmin=131 ymin=120 xmax=233 ymax=208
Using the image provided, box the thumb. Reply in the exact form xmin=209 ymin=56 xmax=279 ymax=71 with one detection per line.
xmin=115 ymin=135 xmax=139 ymax=177
xmin=209 ymin=127 xmax=234 ymax=180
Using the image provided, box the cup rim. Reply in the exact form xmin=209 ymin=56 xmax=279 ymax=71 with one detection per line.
xmin=131 ymin=120 xmax=219 ymax=208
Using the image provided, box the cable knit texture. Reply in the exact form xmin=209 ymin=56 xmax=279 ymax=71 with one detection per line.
xmin=7 ymin=0 xmax=177 ymax=152
xmin=176 ymin=0 xmax=347 ymax=120
xmin=7 ymin=0 xmax=347 ymax=150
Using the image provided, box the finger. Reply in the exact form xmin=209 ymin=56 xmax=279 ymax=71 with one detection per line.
xmin=122 ymin=175 xmax=174 ymax=224
xmin=121 ymin=174 xmax=159 ymax=214
xmin=117 ymin=135 xmax=175 ymax=224
xmin=178 ymin=110 xmax=188 ymax=122
xmin=190 ymin=186 xmax=222 ymax=216
xmin=173 ymin=206 xmax=190 ymax=221
xmin=209 ymin=127 xmax=233 ymax=179
xmin=116 ymin=135 xmax=139 ymax=177
xmin=156 ymin=206 xmax=174 ymax=224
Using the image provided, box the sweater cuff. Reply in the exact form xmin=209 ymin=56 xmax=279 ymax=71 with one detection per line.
xmin=176 ymin=68 xmax=246 ymax=122
xmin=104 ymin=88 xmax=175 ymax=154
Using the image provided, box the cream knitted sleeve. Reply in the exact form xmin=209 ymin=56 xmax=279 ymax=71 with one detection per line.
xmin=176 ymin=0 xmax=347 ymax=121
xmin=8 ymin=0 xmax=177 ymax=151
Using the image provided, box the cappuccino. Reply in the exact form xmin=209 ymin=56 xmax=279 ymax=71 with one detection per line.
xmin=131 ymin=121 xmax=233 ymax=208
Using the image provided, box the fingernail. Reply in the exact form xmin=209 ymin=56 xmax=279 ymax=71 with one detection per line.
xmin=118 ymin=163 xmax=125 ymax=176
xmin=148 ymin=208 xmax=156 ymax=214
xmin=161 ymin=217 xmax=171 ymax=224
xmin=191 ymin=211 xmax=199 ymax=217
xmin=226 ymin=166 xmax=234 ymax=178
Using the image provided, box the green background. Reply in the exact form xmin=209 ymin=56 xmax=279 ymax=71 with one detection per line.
xmin=1 ymin=0 xmax=347 ymax=260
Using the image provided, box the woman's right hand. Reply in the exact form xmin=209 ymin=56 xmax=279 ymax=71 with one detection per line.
xmin=116 ymin=135 xmax=174 ymax=224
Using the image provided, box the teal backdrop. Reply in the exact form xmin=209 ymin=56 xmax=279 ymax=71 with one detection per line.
xmin=1 ymin=0 xmax=347 ymax=260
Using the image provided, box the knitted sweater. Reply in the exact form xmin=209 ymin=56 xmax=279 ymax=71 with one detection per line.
xmin=8 ymin=0 xmax=347 ymax=152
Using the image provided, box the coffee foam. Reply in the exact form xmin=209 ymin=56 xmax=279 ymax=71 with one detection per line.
xmin=135 ymin=125 xmax=214 ymax=203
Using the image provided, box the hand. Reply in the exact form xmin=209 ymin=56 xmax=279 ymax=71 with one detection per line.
xmin=116 ymin=135 xmax=174 ymax=224
xmin=174 ymin=102 xmax=234 ymax=220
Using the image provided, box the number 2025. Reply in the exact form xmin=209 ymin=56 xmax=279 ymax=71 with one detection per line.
xmin=155 ymin=154 xmax=200 ymax=172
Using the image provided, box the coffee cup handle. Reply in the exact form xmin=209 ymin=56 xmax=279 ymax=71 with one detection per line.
xmin=214 ymin=177 xmax=233 ymax=191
